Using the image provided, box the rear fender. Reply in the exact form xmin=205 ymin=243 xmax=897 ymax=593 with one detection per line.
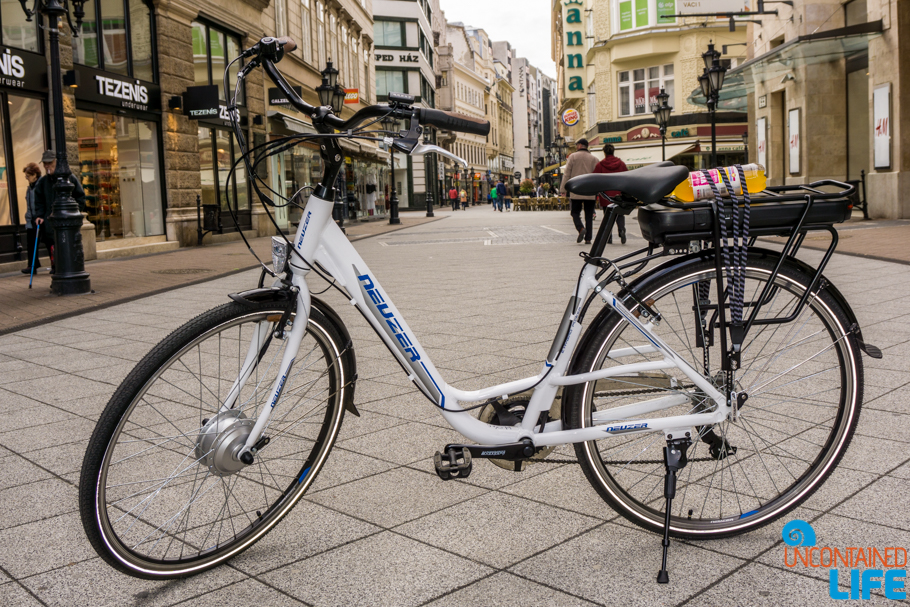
xmin=561 ymin=246 xmax=875 ymax=429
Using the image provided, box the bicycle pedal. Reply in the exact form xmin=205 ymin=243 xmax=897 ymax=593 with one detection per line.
xmin=433 ymin=447 xmax=472 ymax=480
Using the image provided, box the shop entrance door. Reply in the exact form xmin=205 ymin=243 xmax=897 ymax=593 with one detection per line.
xmin=199 ymin=125 xmax=251 ymax=232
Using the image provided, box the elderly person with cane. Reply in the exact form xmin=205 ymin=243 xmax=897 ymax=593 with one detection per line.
xmin=33 ymin=150 xmax=87 ymax=274
xmin=21 ymin=162 xmax=54 ymax=274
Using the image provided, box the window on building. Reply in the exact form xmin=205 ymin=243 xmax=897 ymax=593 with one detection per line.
xmin=614 ymin=0 xmax=676 ymax=34
xmin=71 ymin=0 xmax=155 ymax=81
xmin=275 ymin=0 xmax=287 ymax=38
xmin=362 ymin=47 xmax=371 ymax=103
xmin=587 ymin=83 xmax=596 ymax=129
xmin=419 ymin=29 xmax=433 ymax=68
xmin=376 ymin=69 xmax=406 ymax=98
xmin=375 ymin=21 xmax=405 ymax=47
xmin=300 ymin=0 xmax=313 ymax=64
xmin=420 ymin=75 xmax=435 ymax=108
xmin=0 ymin=0 xmax=40 ymax=52
xmin=191 ymin=21 xmax=244 ymax=104
xmin=618 ymin=63 xmax=673 ymax=117
xmin=316 ymin=1 xmax=326 ymax=67
xmin=845 ymin=0 xmax=867 ymax=26
xmin=329 ymin=13 xmax=338 ymax=65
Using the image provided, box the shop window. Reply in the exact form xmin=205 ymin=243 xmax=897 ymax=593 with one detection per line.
xmin=375 ymin=21 xmax=405 ymax=47
xmin=191 ymin=21 xmax=244 ymax=104
xmin=618 ymin=63 xmax=673 ymax=117
xmin=76 ymin=109 xmax=164 ymax=239
xmin=0 ymin=94 xmax=47 ymax=227
xmin=199 ymin=125 xmax=250 ymax=230
xmin=376 ymin=69 xmax=406 ymax=98
xmin=72 ymin=0 xmax=155 ymax=81
xmin=0 ymin=0 xmax=40 ymax=52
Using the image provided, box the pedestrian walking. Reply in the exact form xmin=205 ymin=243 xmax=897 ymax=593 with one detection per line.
xmin=490 ymin=184 xmax=498 ymax=210
xmin=448 ymin=186 xmax=458 ymax=210
xmin=34 ymin=150 xmax=87 ymax=274
xmin=495 ymin=180 xmax=506 ymax=212
xmin=459 ymin=188 xmax=468 ymax=210
xmin=559 ymin=138 xmax=599 ymax=245
xmin=21 ymin=162 xmax=54 ymax=274
xmin=593 ymin=143 xmax=628 ymax=244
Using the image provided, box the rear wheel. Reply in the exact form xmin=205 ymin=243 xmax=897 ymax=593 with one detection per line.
xmin=80 ymin=301 xmax=352 ymax=578
xmin=566 ymin=254 xmax=863 ymax=539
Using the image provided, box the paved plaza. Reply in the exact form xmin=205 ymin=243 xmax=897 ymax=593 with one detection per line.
xmin=0 ymin=205 xmax=908 ymax=606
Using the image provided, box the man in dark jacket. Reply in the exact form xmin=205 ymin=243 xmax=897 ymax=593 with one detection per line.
xmin=593 ymin=144 xmax=628 ymax=244
xmin=34 ymin=149 xmax=87 ymax=230
xmin=495 ymin=180 xmax=506 ymax=212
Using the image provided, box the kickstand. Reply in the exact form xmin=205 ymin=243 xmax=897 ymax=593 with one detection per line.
xmin=657 ymin=436 xmax=692 ymax=584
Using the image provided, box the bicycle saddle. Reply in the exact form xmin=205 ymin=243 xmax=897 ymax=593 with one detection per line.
xmin=565 ymin=161 xmax=690 ymax=204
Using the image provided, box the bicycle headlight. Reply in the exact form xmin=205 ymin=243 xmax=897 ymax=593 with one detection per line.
xmin=271 ymin=237 xmax=290 ymax=274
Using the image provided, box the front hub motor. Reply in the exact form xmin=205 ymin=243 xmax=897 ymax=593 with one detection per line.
xmin=195 ymin=410 xmax=254 ymax=477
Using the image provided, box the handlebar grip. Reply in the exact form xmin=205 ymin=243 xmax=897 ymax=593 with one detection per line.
xmin=277 ymin=37 xmax=297 ymax=53
xmin=417 ymin=108 xmax=490 ymax=137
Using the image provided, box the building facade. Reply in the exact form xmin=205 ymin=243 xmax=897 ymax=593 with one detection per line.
xmin=739 ymin=0 xmax=907 ymax=218
xmin=374 ymin=0 xmax=440 ymax=209
xmin=583 ymin=1 xmax=749 ymax=170
xmin=0 ymin=0 xmax=385 ymax=268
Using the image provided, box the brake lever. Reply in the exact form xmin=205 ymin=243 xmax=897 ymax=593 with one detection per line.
xmin=409 ymin=143 xmax=467 ymax=170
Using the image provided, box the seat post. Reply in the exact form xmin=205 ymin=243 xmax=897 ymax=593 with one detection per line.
xmin=589 ymin=205 xmax=617 ymax=258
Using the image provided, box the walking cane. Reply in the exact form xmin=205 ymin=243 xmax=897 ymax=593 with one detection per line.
xmin=28 ymin=223 xmax=40 ymax=289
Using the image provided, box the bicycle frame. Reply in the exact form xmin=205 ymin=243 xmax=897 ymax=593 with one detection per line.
xmin=226 ymin=192 xmax=730 ymax=458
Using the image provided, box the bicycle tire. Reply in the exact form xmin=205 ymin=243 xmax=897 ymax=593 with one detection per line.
xmin=79 ymin=299 xmax=354 ymax=578
xmin=565 ymin=253 xmax=863 ymax=539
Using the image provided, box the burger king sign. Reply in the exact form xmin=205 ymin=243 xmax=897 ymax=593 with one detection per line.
xmin=562 ymin=108 xmax=580 ymax=127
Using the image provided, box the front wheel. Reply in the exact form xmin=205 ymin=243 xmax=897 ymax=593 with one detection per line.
xmin=566 ymin=254 xmax=863 ymax=539
xmin=79 ymin=300 xmax=353 ymax=578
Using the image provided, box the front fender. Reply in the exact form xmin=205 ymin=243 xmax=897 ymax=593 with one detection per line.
xmin=228 ymin=287 xmax=360 ymax=416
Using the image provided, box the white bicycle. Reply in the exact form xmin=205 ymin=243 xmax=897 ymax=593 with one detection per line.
xmin=80 ymin=37 xmax=880 ymax=583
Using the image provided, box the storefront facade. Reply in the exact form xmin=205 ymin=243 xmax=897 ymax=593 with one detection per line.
xmin=0 ymin=40 xmax=50 ymax=264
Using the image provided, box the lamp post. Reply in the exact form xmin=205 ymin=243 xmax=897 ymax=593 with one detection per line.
xmin=423 ymin=130 xmax=434 ymax=217
xmin=742 ymin=132 xmax=749 ymax=164
xmin=20 ymin=0 xmax=91 ymax=295
xmin=700 ymin=43 xmax=727 ymax=169
xmin=318 ymin=61 xmax=349 ymax=230
xmin=380 ymin=115 xmax=401 ymax=225
xmin=651 ymin=88 xmax=673 ymax=162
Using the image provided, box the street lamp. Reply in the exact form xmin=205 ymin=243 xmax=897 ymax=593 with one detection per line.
xmin=700 ymin=44 xmax=728 ymax=168
xmin=423 ymin=130 xmax=434 ymax=217
xmin=318 ymin=60 xmax=346 ymax=114
xmin=20 ymin=0 xmax=91 ymax=295
xmin=651 ymin=88 xmax=672 ymax=161
xmin=380 ymin=115 xmax=401 ymax=225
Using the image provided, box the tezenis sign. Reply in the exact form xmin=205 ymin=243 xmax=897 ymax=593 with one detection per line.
xmin=562 ymin=0 xmax=586 ymax=97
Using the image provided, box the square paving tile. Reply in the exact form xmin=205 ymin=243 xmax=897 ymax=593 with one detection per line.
xmin=424 ymin=571 xmax=599 ymax=606
xmin=0 ymin=512 xmax=95 ymax=578
xmin=395 ymin=491 xmax=602 ymax=568
xmin=0 ymin=477 xmax=77 ymax=529
xmin=307 ymin=466 xmax=487 ymax=528
xmin=510 ymin=522 xmax=746 ymax=607
xmin=260 ymin=532 xmax=493 ymax=607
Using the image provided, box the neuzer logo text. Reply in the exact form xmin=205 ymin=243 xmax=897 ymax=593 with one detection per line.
xmin=782 ymin=520 xmax=907 ymax=600
xmin=357 ymin=273 xmax=419 ymax=362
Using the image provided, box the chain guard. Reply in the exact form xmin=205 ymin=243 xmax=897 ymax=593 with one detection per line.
xmin=477 ymin=395 xmax=559 ymax=471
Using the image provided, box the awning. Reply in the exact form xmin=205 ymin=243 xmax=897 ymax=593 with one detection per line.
xmin=339 ymin=139 xmax=361 ymax=155
xmin=267 ymin=111 xmax=317 ymax=135
xmin=596 ymin=143 xmax=696 ymax=168
xmin=687 ymin=21 xmax=883 ymax=111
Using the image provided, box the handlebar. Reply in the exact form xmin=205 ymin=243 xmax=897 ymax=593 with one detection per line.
xmin=253 ymin=37 xmax=490 ymax=137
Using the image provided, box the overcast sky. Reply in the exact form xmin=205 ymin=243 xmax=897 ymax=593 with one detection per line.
xmin=440 ymin=0 xmax=557 ymax=78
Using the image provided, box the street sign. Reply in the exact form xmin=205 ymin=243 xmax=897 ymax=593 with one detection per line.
xmin=269 ymin=86 xmax=303 ymax=106
xmin=513 ymin=171 xmax=521 ymax=179
xmin=676 ymin=0 xmax=750 ymax=15
xmin=184 ymin=85 xmax=219 ymax=118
